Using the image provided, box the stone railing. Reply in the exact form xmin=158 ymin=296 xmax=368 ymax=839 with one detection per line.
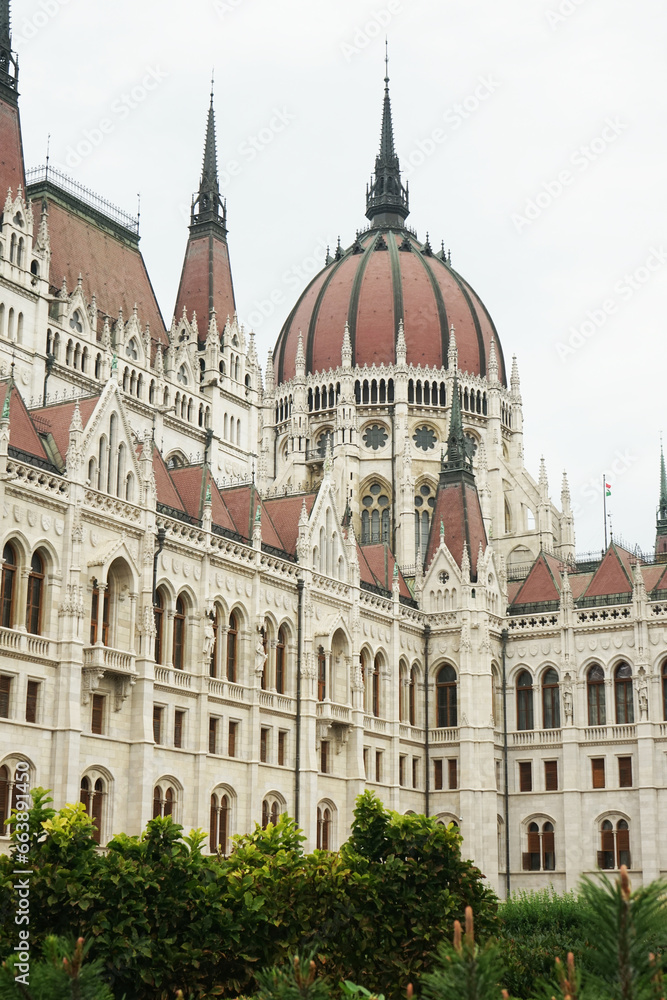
xmin=511 ymin=729 xmax=562 ymax=747
xmin=583 ymin=724 xmax=636 ymax=742
xmin=317 ymin=701 xmax=352 ymax=725
xmin=364 ymin=715 xmax=387 ymax=733
xmin=259 ymin=690 xmax=295 ymax=712
xmin=153 ymin=665 xmax=193 ymax=689
xmin=0 ymin=627 xmax=54 ymax=660
xmin=83 ymin=644 xmax=135 ymax=674
xmin=430 ymin=727 xmax=459 ymax=744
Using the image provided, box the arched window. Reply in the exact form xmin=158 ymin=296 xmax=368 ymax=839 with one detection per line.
xmin=409 ymin=667 xmax=417 ymax=727
xmin=516 ymin=671 xmax=534 ymax=730
xmin=587 ymin=665 xmax=606 ymax=725
xmin=227 ymin=611 xmax=238 ymax=682
xmin=436 ymin=665 xmax=457 ymax=728
xmin=372 ymin=655 xmax=381 ymax=717
xmin=360 ymin=483 xmax=390 ymax=544
xmin=276 ymin=626 xmax=286 ymax=694
xmin=90 ymin=581 xmax=110 ymax=646
xmin=662 ymin=661 xmax=667 ymax=721
xmin=154 ymin=588 xmax=165 ymax=664
xmin=26 ymin=552 xmax=44 ymax=635
xmin=317 ymin=805 xmax=332 ymax=850
xmin=317 ymin=646 xmax=326 ymax=701
xmin=0 ymin=764 xmax=19 ymax=830
xmin=523 ymin=821 xmax=555 ymax=871
xmin=210 ymin=792 xmax=229 ymax=854
xmin=414 ymin=483 xmax=435 ymax=560
xmin=262 ymin=796 xmax=281 ymax=829
xmin=1 ymin=542 xmax=17 ymax=628
xmin=209 ymin=608 xmax=219 ymax=678
xmin=80 ymin=775 xmax=104 ymax=845
xmin=542 ymin=668 xmax=560 ymax=729
xmin=598 ymin=818 xmax=631 ymax=870
xmin=153 ymin=784 xmax=176 ymax=820
xmin=173 ymin=596 xmax=186 ymax=670
xmin=615 ymin=663 xmax=634 ymax=724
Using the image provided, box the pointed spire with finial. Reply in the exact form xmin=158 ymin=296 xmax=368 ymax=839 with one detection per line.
xmin=265 ymin=350 xmax=275 ymax=394
xmin=0 ymin=0 xmax=18 ymax=101
xmin=656 ymin=436 xmax=667 ymax=555
xmin=561 ymin=470 xmax=571 ymax=513
xmin=488 ymin=337 xmax=498 ymax=383
xmin=659 ymin=437 xmax=667 ymax=522
xmin=191 ymin=79 xmax=226 ymax=230
xmin=341 ymin=321 xmax=352 ymax=369
xmin=538 ymin=456 xmax=549 ymax=499
xmin=396 ymin=317 xmax=406 ymax=365
xmin=447 ymin=322 xmax=458 ymax=372
xmin=441 ymin=374 xmax=473 ymax=478
xmin=511 ymin=354 xmax=522 ymax=400
xmin=365 ymin=41 xmax=409 ymax=228
xmin=295 ymin=331 xmax=305 ymax=379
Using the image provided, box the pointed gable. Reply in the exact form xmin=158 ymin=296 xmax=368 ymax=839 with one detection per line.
xmin=30 ymin=395 xmax=99 ymax=463
xmin=0 ymin=380 xmax=54 ymax=467
xmin=357 ymin=542 xmax=412 ymax=599
xmin=511 ymin=552 xmax=564 ymax=608
xmin=580 ymin=543 xmax=634 ymax=601
xmin=152 ymin=449 xmax=188 ymax=514
xmin=169 ymin=465 xmax=207 ymax=521
xmin=261 ymin=493 xmax=317 ymax=557
xmin=651 ymin=563 xmax=667 ymax=596
xmin=424 ymin=480 xmax=487 ymax=579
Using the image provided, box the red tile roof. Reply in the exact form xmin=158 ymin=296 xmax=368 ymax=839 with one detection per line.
xmin=174 ymin=229 xmax=236 ymax=334
xmin=0 ymin=381 xmax=52 ymax=464
xmin=581 ymin=543 xmax=634 ymax=600
xmin=424 ymin=479 xmax=487 ymax=578
xmin=357 ymin=542 xmax=412 ymax=599
xmin=0 ymin=99 xmax=25 ymax=203
xmin=35 ymin=197 xmax=167 ymax=342
xmin=153 ymin=449 xmax=188 ymax=512
xmin=511 ymin=552 xmax=564 ymax=607
xmin=29 ymin=396 xmax=99 ymax=462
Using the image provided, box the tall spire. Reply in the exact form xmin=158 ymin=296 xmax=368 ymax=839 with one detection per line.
xmin=0 ymin=0 xmax=18 ymax=103
xmin=365 ymin=43 xmax=409 ymax=228
xmin=656 ymin=437 xmax=667 ymax=556
xmin=191 ymin=83 xmax=226 ymax=230
xmin=440 ymin=375 xmax=473 ymax=480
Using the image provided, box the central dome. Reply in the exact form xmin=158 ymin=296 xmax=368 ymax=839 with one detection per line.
xmin=273 ymin=228 xmax=506 ymax=385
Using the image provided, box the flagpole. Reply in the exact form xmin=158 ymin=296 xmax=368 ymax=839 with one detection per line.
xmin=603 ymin=473 xmax=608 ymax=550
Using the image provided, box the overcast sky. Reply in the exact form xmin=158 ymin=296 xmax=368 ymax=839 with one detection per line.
xmin=12 ymin=0 xmax=667 ymax=556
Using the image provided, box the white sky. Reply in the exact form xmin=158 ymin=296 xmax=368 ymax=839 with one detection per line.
xmin=12 ymin=0 xmax=667 ymax=556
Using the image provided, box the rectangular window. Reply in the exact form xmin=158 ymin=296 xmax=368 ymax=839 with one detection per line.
xmin=495 ymin=760 xmax=502 ymax=791
xmin=448 ymin=758 xmax=458 ymax=790
xmin=0 ymin=675 xmax=11 ymax=718
xmin=412 ymin=756 xmax=419 ymax=789
xmin=434 ymin=759 xmax=443 ymax=790
xmin=321 ymin=740 xmax=330 ymax=774
xmin=278 ymin=730 xmax=286 ymax=766
xmin=545 ymin=760 xmax=558 ymax=791
xmin=228 ymin=720 xmax=238 ymax=757
xmin=209 ymin=717 xmax=218 ymax=755
xmin=618 ymin=756 xmax=632 ymax=788
xmin=174 ymin=710 xmax=184 ymax=748
xmin=399 ymin=755 xmax=406 ymax=786
xmin=26 ymin=681 xmax=39 ymax=724
xmin=91 ymin=694 xmax=104 ymax=734
xmin=153 ymin=706 xmax=163 ymax=744
xmin=592 ymin=758 xmax=606 ymax=789
xmin=260 ymin=727 xmax=268 ymax=763
xmin=519 ymin=761 xmax=532 ymax=792
xmin=375 ymin=750 xmax=382 ymax=784
xmin=363 ymin=748 xmax=369 ymax=779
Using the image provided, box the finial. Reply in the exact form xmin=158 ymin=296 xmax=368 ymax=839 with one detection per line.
xmin=206 ymin=484 xmax=212 ymax=504
xmin=384 ymin=37 xmax=389 ymax=88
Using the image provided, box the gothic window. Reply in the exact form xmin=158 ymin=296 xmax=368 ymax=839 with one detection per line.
xmin=663 ymin=662 xmax=667 ymax=720
xmin=80 ymin=775 xmax=105 ymax=844
xmin=542 ymin=668 xmax=560 ymax=729
xmin=154 ymin=588 xmax=165 ymax=665
xmin=317 ymin=805 xmax=332 ymax=850
xmin=153 ymin=784 xmax=175 ymax=820
xmin=177 ymin=365 xmax=188 ymax=385
xmin=615 ymin=663 xmax=634 ymax=724
xmin=317 ymin=430 xmax=333 ymax=458
xmin=26 ymin=552 xmax=44 ymax=636
xmin=125 ymin=338 xmax=138 ymax=360
xmin=0 ymin=764 xmax=19 ymax=830
xmin=436 ymin=665 xmax=457 ymax=728
xmin=173 ymin=596 xmax=186 ymax=670
xmin=587 ymin=665 xmax=606 ymax=725
xmin=598 ymin=818 xmax=631 ymax=870
xmin=372 ymin=655 xmax=381 ymax=717
xmin=210 ymin=791 xmax=230 ymax=854
xmin=227 ymin=611 xmax=238 ymax=682
xmin=522 ymin=821 xmax=555 ymax=871
xmin=317 ymin=646 xmax=326 ymax=701
xmin=1 ymin=543 xmax=17 ymax=629
xmin=362 ymin=424 xmax=388 ymax=450
xmin=516 ymin=670 xmax=534 ymax=730
xmin=69 ymin=309 xmax=83 ymax=333
xmin=262 ymin=796 xmax=281 ymax=829
xmin=276 ymin=626 xmax=286 ymax=694
xmin=409 ymin=667 xmax=417 ymax=726
xmin=413 ymin=425 xmax=437 ymax=451
xmin=361 ymin=483 xmax=390 ymax=544
xmin=414 ymin=483 xmax=436 ymax=560
xmin=90 ymin=581 xmax=110 ymax=646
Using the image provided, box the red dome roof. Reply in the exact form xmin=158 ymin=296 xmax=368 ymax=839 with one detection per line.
xmin=273 ymin=229 xmax=506 ymax=386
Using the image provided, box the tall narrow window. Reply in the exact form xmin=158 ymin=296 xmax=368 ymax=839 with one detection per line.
xmin=210 ymin=793 xmax=229 ymax=854
xmin=544 ymin=760 xmax=558 ymax=791
xmin=228 ymin=720 xmax=238 ymax=757
xmin=260 ymin=727 xmax=268 ymax=762
xmin=434 ymin=759 xmax=443 ymax=789
xmin=317 ymin=806 xmax=332 ymax=850
xmin=592 ymin=758 xmax=606 ymax=788
xmin=436 ymin=665 xmax=457 ymax=727
xmin=516 ymin=671 xmax=534 ymax=731
xmin=524 ymin=822 xmax=540 ymax=870
xmin=320 ymin=740 xmax=330 ymax=773
xmin=174 ymin=710 xmax=184 ymax=748
xmin=210 ymin=608 xmax=219 ymax=678
xmin=26 ymin=552 xmax=44 ymax=635
xmin=276 ymin=626 xmax=286 ymax=694
xmin=173 ymin=596 xmax=186 ymax=670
xmin=92 ymin=778 xmax=104 ymax=843
xmin=519 ymin=761 xmax=532 ymax=792
xmin=153 ymin=706 xmax=163 ymax=744
xmin=0 ymin=675 xmax=11 ymax=717
xmin=448 ymin=758 xmax=458 ymax=790
xmin=26 ymin=681 xmax=39 ymax=723
xmin=317 ymin=647 xmax=326 ymax=701
xmin=90 ymin=582 xmax=110 ymax=646
xmin=1 ymin=543 xmax=16 ymax=628
xmin=615 ymin=663 xmax=634 ymax=724
xmin=588 ymin=665 xmax=606 ymax=726
xmin=617 ymin=819 xmax=631 ymax=867
xmin=542 ymin=822 xmax=555 ymax=870
xmin=372 ymin=656 xmax=381 ymax=717
xmin=663 ymin=661 xmax=667 ymax=720
xmin=542 ymin=668 xmax=560 ymax=729
xmin=375 ymin=750 xmax=382 ymax=783
xmin=278 ymin=730 xmax=286 ymax=766
xmin=91 ymin=694 xmax=104 ymax=734
xmin=154 ymin=589 xmax=164 ymax=664
xmin=260 ymin=627 xmax=268 ymax=690
xmin=408 ymin=667 xmax=417 ymax=726
xmin=227 ymin=612 xmax=238 ymax=682
xmin=618 ymin=756 xmax=633 ymax=788
xmin=153 ymin=785 xmax=162 ymax=819
xmin=209 ymin=717 xmax=218 ymax=755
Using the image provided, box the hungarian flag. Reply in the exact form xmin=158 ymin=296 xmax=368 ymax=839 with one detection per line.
xmin=605 ymin=482 xmax=611 ymax=497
